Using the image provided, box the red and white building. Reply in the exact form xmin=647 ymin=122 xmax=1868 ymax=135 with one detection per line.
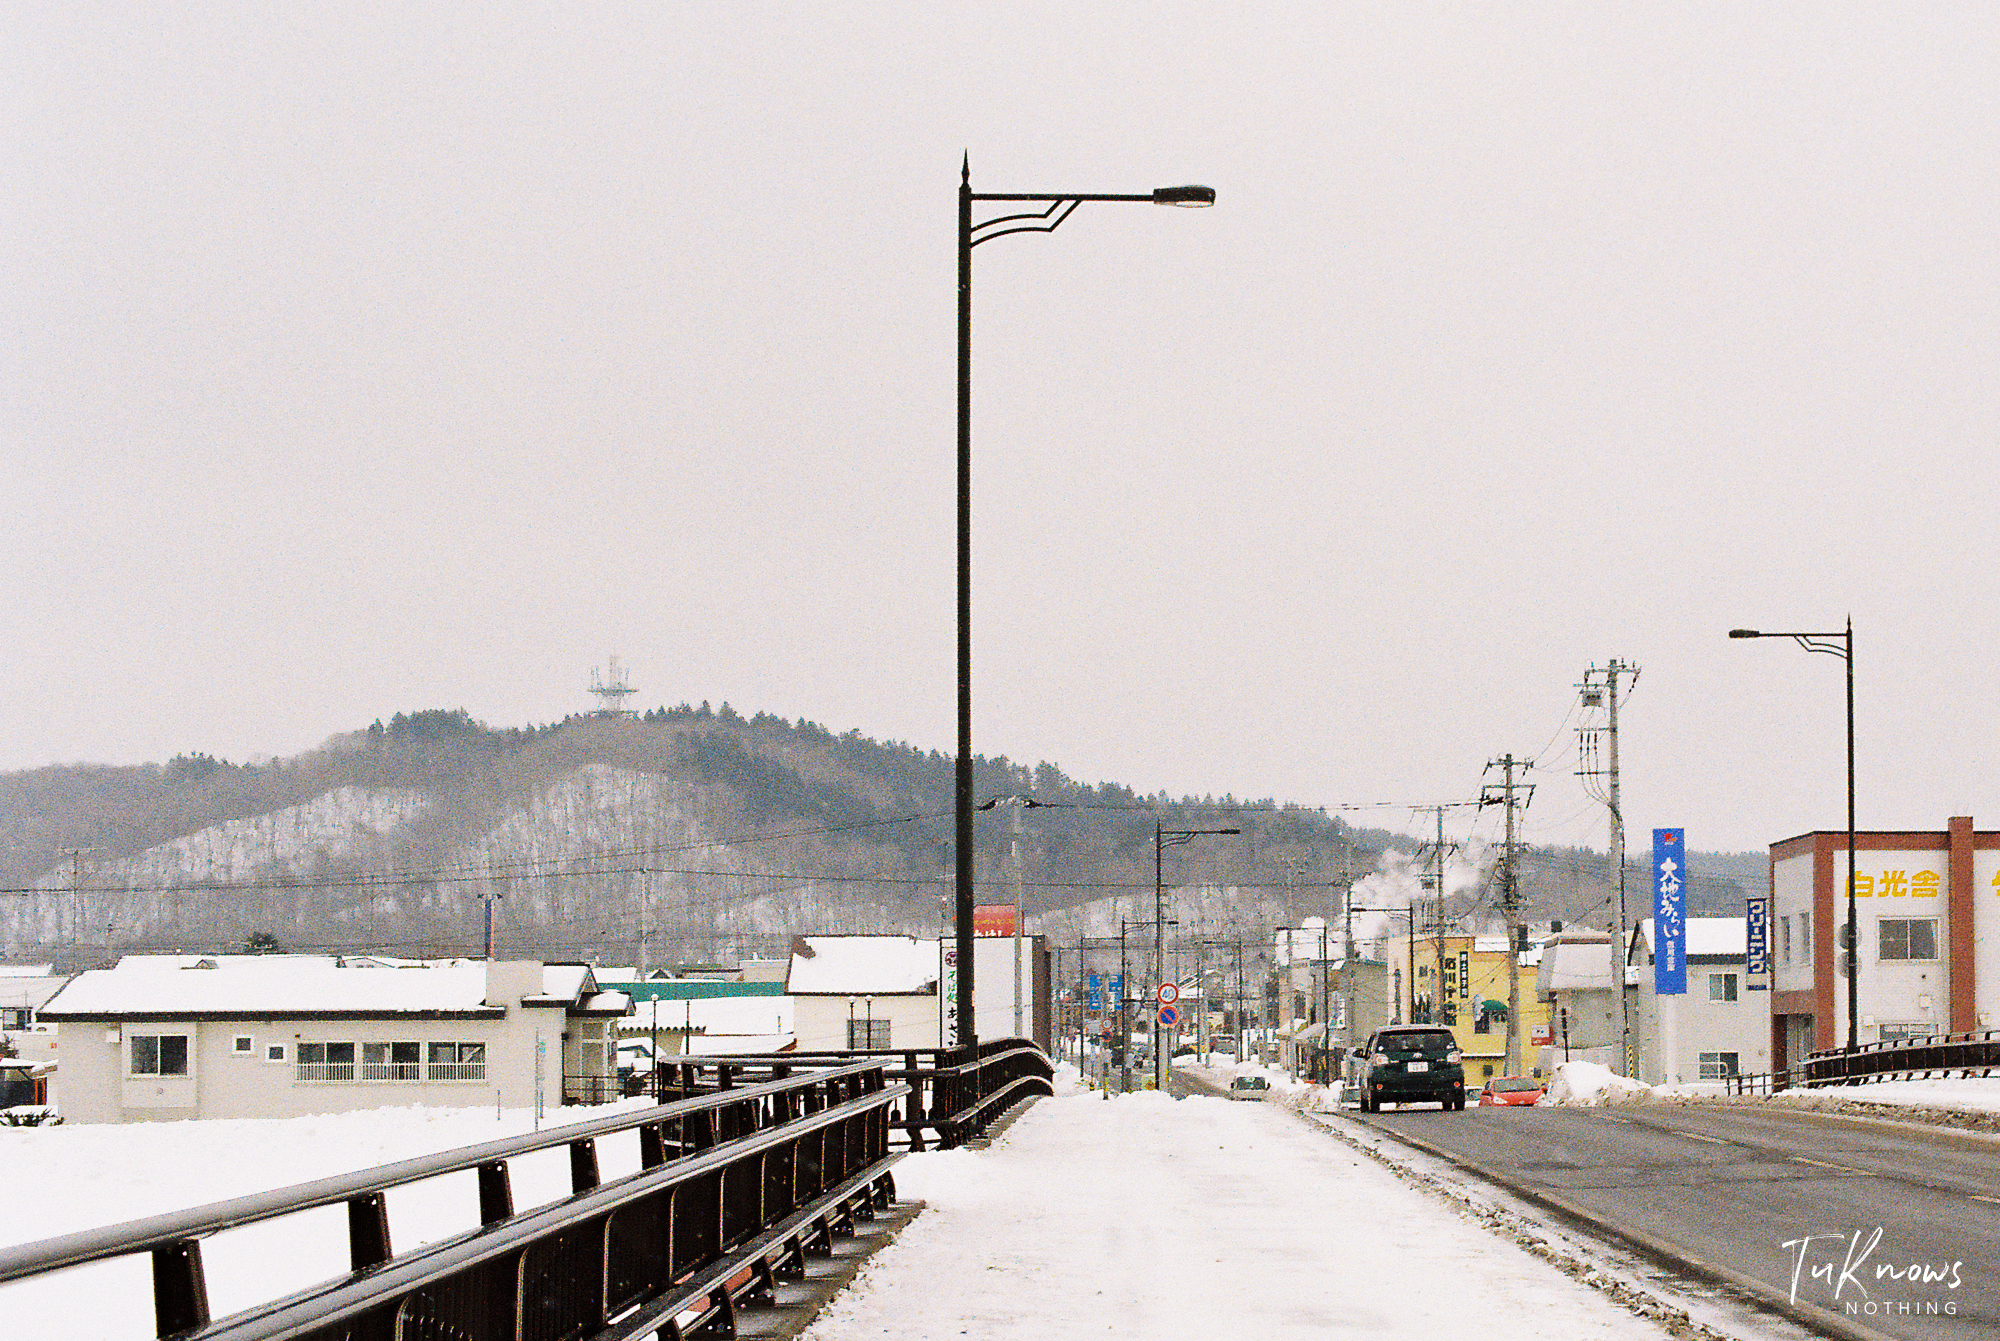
xmin=1768 ymin=816 xmax=2000 ymax=1069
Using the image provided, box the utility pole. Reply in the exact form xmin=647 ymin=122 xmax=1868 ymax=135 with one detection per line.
xmin=1154 ymin=823 xmax=1236 ymax=1090
xmin=1340 ymin=847 xmax=1357 ymax=1058
xmin=1482 ymin=755 xmax=1535 ymax=1076
xmin=1580 ymin=660 xmax=1640 ymax=1075
xmin=1409 ymin=807 xmax=1457 ymax=1027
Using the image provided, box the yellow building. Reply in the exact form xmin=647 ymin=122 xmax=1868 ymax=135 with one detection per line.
xmin=1386 ymin=933 xmax=1552 ymax=1083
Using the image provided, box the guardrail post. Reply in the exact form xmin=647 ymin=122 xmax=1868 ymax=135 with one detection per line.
xmin=151 ymin=1238 xmax=209 ymax=1339
xmin=479 ymin=1160 xmax=514 ymax=1225
xmin=347 ymin=1192 xmax=393 ymax=1272
xmin=570 ymin=1139 xmax=601 ymax=1193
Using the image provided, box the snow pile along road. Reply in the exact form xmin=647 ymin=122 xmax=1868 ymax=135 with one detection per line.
xmin=798 ymin=1088 xmax=1670 ymax=1340
xmin=1542 ymin=1060 xmax=1652 ymax=1106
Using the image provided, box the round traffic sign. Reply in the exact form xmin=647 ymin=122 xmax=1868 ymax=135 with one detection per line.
xmin=1157 ymin=982 xmax=1180 ymax=1005
xmin=1157 ymin=1003 xmax=1181 ymax=1028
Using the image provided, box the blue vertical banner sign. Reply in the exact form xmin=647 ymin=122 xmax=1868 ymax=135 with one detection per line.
xmin=1653 ymin=829 xmax=1688 ymax=995
xmin=1745 ymin=897 xmax=1769 ymax=987
xmin=1087 ymin=973 xmax=1104 ymax=1011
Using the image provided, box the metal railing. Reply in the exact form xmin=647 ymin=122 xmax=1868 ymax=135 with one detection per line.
xmin=657 ymin=1039 xmax=1053 ymax=1151
xmin=0 ymin=1058 xmax=904 ymax=1341
xmin=1728 ymin=1028 xmax=2000 ymax=1095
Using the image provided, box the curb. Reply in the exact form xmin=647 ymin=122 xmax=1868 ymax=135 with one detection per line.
xmin=739 ymin=1199 xmax=926 ymax=1341
xmin=1321 ymin=1110 xmax=1895 ymax=1341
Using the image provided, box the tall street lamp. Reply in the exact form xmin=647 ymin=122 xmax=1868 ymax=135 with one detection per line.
xmin=1729 ymin=620 xmax=1857 ymax=1054
xmin=952 ymin=160 xmax=1216 ymax=1049
xmin=1154 ymin=823 xmax=1238 ymax=1089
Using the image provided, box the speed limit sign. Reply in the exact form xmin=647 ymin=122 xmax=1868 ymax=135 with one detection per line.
xmin=1157 ymin=982 xmax=1179 ymax=1006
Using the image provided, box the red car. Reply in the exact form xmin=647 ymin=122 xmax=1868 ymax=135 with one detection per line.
xmin=1477 ymin=1076 xmax=1544 ymax=1107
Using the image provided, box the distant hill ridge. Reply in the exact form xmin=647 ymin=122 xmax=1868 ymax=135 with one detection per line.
xmin=0 ymin=705 xmax=1761 ymax=970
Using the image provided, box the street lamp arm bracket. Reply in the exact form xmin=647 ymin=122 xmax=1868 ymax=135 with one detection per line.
xmin=1791 ymin=635 xmax=1849 ymax=660
xmin=970 ymin=200 xmax=1080 ymax=248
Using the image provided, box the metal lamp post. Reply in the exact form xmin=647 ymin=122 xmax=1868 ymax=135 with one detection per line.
xmin=952 ymin=161 xmax=1215 ymax=1049
xmin=1730 ymin=620 xmax=1857 ymax=1053
xmin=1154 ymin=823 xmax=1238 ymax=1089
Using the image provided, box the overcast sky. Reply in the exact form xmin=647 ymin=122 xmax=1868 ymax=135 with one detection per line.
xmin=6 ymin=5 xmax=1997 ymax=856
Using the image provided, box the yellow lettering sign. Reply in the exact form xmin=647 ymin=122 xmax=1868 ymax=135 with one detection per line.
xmin=1878 ymin=870 xmax=1909 ymax=898
xmin=1852 ymin=873 xmax=1875 ymax=898
xmin=1910 ymin=870 xmax=1940 ymax=897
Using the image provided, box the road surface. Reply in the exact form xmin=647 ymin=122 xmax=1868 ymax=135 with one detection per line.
xmin=1352 ymin=1101 xmax=2000 ymax=1340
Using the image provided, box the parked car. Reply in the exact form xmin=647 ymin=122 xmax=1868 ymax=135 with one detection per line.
xmin=1228 ymin=1075 xmax=1270 ymax=1100
xmin=1477 ymin=1076 xmax=1544 ymax=1107
xmin=1352 ymin=1026 xmax=1466 ymax=1111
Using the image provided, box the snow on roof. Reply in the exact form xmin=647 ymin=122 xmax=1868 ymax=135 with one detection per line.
xmin=539 ymin=964 xmax=594 ymax=1000
xmin=1630 ymin=917 xmax=1746 ymax=957
xmin=786 ymin=936 xmax=938 ymax=995
xmin=41 ymin=956 xmax=499 ymax=1017
xmin=0 ymin=964 xmax=54 ymax=978
xmin=1537 ymin=937 xmax=1615 ymax=992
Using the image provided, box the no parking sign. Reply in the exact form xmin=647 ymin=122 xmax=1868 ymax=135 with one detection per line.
xmin=1157 ymin=1003 xmax=1181 ymax=1028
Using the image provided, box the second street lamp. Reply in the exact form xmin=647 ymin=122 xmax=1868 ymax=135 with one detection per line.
xmin=951 ymin=160 xmax=1216 ymax=1050
xmin=1729 ymin=620 xmax=1857 ymax=1055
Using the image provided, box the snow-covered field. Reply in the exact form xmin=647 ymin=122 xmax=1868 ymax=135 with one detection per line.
xmin=0 ymin=1099 xmax=656 ymax=1339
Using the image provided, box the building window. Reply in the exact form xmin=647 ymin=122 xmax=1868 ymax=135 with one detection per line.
xmin=1878 ymin=918 xmax=1937 ymax=962
xmin=265 ymin=1044 xmax=287 ymax=1063
xmin=1708 ymin=973 xmax=1738 ymax=1003
xmin=1780 ymin=916 xmax=1792 ymax=965
xmin=1799 ymin=912 xmax=1811 ymax=962
xmin=1698 ymin=1052 xmax=1740 ymax=1080
xmin=130 ymin=1034 xmax=189 ymax=1076
xmin=232 ymin=1035 xmax=254 ymax=1055
xmin=427 ymin=1042 xmax=487 ymax=1081
xmin=847 ymin=1019 xmax=891 ymax=1049
xmin=362 ymin=1041 xmax=422 ymax=1081
xmin=298 ymin=1041 xmax=356 ymax=1082
xmin=0 ymin=1007 xmax=29 ymax=1030
xmin=1879 ymin=1023 xmax=1934 ymax=1044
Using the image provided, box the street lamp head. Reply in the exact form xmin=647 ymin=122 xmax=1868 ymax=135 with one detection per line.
xmin=1728 ymin=629 xmax=1762 ymax=639
xmin=1152 ymin=185 xmax=1216 ymax=207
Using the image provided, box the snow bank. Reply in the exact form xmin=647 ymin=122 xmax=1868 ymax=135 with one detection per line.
xmin=1542 ymin=1060 xmax=1652 ymax=1107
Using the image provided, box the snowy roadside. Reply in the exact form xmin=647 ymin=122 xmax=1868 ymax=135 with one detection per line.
xmin=1542 ymin=1059 xmax=2000 ymax=1135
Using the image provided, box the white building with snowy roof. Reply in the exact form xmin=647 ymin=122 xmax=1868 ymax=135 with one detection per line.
xmin=38 ymin=955 xmax=629 ymax=1122
xmin=1627 ymin=917 xmax=1770 ymax=1087
xmin=785 ymin=934 xmax=1048 ymax=1052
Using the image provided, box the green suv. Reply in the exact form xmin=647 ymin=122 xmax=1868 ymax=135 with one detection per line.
xmin=1352 ymin=1026 xmax=1466 ymax=1111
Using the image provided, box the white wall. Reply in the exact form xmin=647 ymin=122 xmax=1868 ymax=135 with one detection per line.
xmin=1636 ymin=960 xmax=1770 ymax=1085
xmin=1772 ymin=852 xmax=1814 ymax=994
xmin=792 ymin=994 xmax=939 ymax=1051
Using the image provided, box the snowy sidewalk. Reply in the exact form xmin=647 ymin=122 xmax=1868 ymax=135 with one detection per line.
xmin=799 ymin=1089 xmax=1664 ymax=1341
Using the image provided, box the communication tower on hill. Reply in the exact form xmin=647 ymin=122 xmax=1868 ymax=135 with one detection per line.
xmin=588 ymin=656 xmax=638 ymax=717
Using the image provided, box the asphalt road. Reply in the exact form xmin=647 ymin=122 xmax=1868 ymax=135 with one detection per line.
xmin=1351 ymin=1101 xmax=2000 ymax=1340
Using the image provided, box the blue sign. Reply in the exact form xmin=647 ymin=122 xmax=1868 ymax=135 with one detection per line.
xmin=1086 ymin=973 xmax=1104 ymax=1011
xmin=1745 ymin=896 xmax=1769 ymax=987
xmin=1110 ymin=974 xmax=1124 ymax=1003
xmin=1653 ymin=829 xmax=1687 ymax=995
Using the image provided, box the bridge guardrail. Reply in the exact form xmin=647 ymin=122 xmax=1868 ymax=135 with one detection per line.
xmin=1727 ymin=1028 xmax=2000 ymax=1096
xmin=0 ymin=1058 xmax=903 ymax=1341
xmin=658 ymin=1038 xmax=1054 ymax=1151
